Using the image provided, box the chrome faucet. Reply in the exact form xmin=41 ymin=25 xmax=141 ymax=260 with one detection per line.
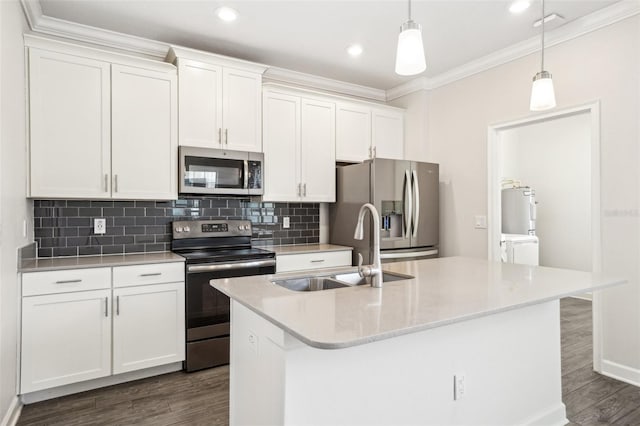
xmin=353 ymin=203 xmax=383 ymax=288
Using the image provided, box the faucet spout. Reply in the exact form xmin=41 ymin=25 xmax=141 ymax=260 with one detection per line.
xmin=353 ymin=203 xmax=383 ymax=288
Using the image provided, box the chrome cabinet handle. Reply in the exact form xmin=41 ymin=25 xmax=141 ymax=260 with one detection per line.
xmin=139 ymin=273 xmax=162 ymax=277
xmin=368 ymin=146 xmax=372 ymax=159
xmin=116 ymin=295 xmax=120 ymax=316
xmin=373 ymin=146 xmax=377 ymax=158
xmin=104 ymin=297 xmax=108 ymax=317
xmin=104 ymin=174 xmax=108 ymax=192
xmin=411 ymin=169 xmax=420 ymax=239
xmin=297 ymin=183 xmax=301 ymax=197
xmin=55 ymin=279 xmax=82 ymax=284
xmin=114 ymin=175 xmax=118 ymax=193
xmin=303 ymin=183 xmax=307 ymax=197
xmin=218 ymin=128 xmax=222 ymax=145
xmin=225 ymin=128 xmax=229 ymax=145
xmin=310 ymin=259 xmax=325 ymax=263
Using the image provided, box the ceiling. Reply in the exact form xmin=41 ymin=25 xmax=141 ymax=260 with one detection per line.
xmin=39 ymin=0 xmax=622 ymax=89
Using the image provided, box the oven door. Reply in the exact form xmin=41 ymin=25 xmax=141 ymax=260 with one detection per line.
xmin=185 ymin=258 xmax=276 ymax=340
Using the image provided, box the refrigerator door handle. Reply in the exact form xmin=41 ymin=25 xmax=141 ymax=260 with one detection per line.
xmin=403 ymin=170 xmax=412 ymax=238
xmin=411 ymin=169 xmax=420 ymax=239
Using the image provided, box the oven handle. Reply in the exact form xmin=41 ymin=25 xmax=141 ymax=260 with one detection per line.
xmin=187 ymin=259 xmax=276 ymax=273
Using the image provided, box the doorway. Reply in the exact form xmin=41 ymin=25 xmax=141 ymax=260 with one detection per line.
xmin=487 ymin=101 xmax=603 ymax=370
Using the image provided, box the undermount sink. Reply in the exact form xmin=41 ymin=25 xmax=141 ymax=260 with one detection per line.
xmin=273 ymin=271 xmax=413 ymax=292
xmin=272 ymin=276 xmax=349 ymax=292
xmin=333 ymin=271 xmax=414 ymax=286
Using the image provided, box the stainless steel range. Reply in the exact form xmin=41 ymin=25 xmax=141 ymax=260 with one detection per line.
xmin=171 ymin=219 xmax=276 ymax=372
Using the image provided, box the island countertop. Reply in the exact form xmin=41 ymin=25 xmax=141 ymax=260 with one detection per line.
xmin=212 ymin=256 xmax=625 ymax=349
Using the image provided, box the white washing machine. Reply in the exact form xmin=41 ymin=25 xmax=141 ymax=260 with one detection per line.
xmin=501 ymin=234 xmax=539 ymax=266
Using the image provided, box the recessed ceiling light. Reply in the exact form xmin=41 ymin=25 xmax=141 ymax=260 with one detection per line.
xmin=347 ymin=44 xmax=363 ymax=57
xmin=216 ymin=6 xmax=238 ymax=22
xmin=533 ymin=13 xmax=564 ymax=27
xmin=509 ymin=0 xmax=530 ymax=14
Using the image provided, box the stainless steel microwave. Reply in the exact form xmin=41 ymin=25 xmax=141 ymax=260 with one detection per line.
xmin=179 ymin=146 xmax=263 ymax=195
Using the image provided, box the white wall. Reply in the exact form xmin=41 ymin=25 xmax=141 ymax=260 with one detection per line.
xmin=388 ymin=89 xmax=429 ymax=163
xmin=425 ymin=17 xmax=640 ymax=380
xmin=0 ymin=0 xmax=31 ymax=422
xmin=500 ymin=112 xmax=591 ymax=272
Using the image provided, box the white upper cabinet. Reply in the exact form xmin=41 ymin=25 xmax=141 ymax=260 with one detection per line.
xmin=335 ymin=102 xmax=371 ymax=163
xmin=29 ymin=49 xmax=111 ymax=199
xmin=26 ymin=36 xmax=178 ymax=200
xmin=169 ymin=47 xmax=267 ymax=153
xmin=300 ymin=98 xmax=336 ymax=202
xmin=111 ymin=65 xmax=178 ymax=200
xmin=262 ymin=88 xmax=335 ymax=203
xmin=177 ymin=60 xmax=223 ymax=148
xmin=335 ymin=102 xmax=405 ymax=162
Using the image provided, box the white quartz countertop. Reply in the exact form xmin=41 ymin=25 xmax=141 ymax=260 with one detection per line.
xmin=263 ymin=243 xmax=352 ymax=255
xmin=212 ymin=256 xmax=626 ymax=349
xmin=20 ymin=252 xmax=185 ymax=272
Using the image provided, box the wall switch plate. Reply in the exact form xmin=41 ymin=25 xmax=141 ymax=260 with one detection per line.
xmin=474 ymin=215 xmax=487 ymax=229
xmin=94 ymin=218 xmax=106 ymax=235
xmin=283 ymin=217 xmax=290 ymax=229
xmin=454 ymin=373 xmax=466 ymax=400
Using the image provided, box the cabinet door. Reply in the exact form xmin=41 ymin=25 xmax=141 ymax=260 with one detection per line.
xmin=112 ymin=282 xmax=185 ymax=374
xmin=111 ymin=65 xmax=178 ymax=200
xmin=223 ymin=68 xmax=262 ymax=152
xmin=177 ymin=59 xmax=223 ymax=148
xmin=21 ymin=289 xmax=111 ymax=393
xmin=29 ymin=49 xmax=111 ymax=198
xmin=262 ymin=92 xmax=301 ymax=202
xmin=335 ymin=102 xmax=371 ymax=163
xmin=372 ymin=108 xmax=404 ymax=160
xmin=300 ymin=98 xmax=336 ymax=202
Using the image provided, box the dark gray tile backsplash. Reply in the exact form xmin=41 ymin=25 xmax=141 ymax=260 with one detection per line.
xmin=33 ymin=197 xmax=320 ymax=257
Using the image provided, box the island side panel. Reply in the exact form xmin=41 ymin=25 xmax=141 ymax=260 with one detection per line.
xmin=230 ymin=299 xmax=566 ymax=426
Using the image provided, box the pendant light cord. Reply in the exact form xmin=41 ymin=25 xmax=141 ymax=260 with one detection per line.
xmin=408 ymin=0 xmax=412 ymax=21
xmin=541 ymin=0 xmax=545 ymax=71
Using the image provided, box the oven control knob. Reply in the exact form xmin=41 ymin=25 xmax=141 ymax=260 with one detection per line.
xmin=237 ymin=225 xmax=242 ymax=231
xmin=175 ymin=226 xmax=183 ymax=233
xmin=183 ymin=226 xmax=190 ymax=233
xmin=244 ymin=225 xmax=250 ymax=231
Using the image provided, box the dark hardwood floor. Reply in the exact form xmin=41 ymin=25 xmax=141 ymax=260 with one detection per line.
xmin=17 ymin=298 xmax=640 ymax=425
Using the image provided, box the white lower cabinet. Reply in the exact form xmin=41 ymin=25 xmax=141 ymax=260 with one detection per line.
xmin=21 ymin=289 xmax=112 ymax=394
xmin=112 ymin=282 xmax=185 ymax=374
xmin=276 ymin=250 xmax=352 ymax=273
xmin=21 ymin=262 xmax=185 ymax=395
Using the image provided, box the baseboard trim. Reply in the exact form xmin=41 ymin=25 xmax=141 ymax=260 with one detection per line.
xmin=600 ymin=360 xmax=640 ymax=387
xmin=0 ymin=396 xmax=22 ymax=426
xmin=520 ymin=403 xmax=567 ymax=426
xmin=21 ymin=362 xmax=183 ymax=404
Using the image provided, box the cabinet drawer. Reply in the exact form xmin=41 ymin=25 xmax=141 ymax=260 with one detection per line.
xmin=276 ymin=251 xmax=352 ymax=273
xmin=113 ymin=262 xmax=184 ymax=288
xmin=22 ymin=268 xmax=111 ymax=297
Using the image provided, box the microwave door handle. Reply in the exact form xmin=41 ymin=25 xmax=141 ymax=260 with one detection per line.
xmin=243 ymin=160 xmax=249 ymax=189
xmin=412 ymin=169 xmax=420 ymax=239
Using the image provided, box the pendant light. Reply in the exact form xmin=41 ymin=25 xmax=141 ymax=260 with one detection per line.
xmin=395 ymin=0 xmax=426 ymax=76
xmin=529 ymin=0 xmax=556 ymax=111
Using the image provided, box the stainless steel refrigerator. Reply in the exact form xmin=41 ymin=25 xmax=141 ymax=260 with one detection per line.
xmin=501 ymin=187 xmax=536 ymax=235
xmin=329 ymin=159 xmax=439 ymax=264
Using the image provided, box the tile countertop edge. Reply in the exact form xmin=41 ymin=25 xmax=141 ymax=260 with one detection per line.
xmin=263 ymin=244 xmax=353 ymax=255
xmin=212 ymin=257 xmax=628 ymax=350
xmin=20 ymin=252 xmax=185 ymax=272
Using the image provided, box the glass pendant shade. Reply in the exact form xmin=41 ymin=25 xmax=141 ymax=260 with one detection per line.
xmin=530 ymin=71 xmax=556 ymax=111
xmin=395 ymin=21 xmax=426 ymax=76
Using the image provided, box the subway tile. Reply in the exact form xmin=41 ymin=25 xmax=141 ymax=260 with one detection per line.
xmin=155 ymin=216 xmax=173 ymax=225
xmin=67 ymin=200 xmax=91 ymax=207
xmin=38 ymin=237 xmax=65 ymax=248
xmin=35 ymin=228 xmax=53 ymax=238
xmin=104 ymin=207 xmax=124 ymax=216
xmin=155 ymin=234 xmax=171 ymax=243
xmin=294 ymin=237 xmax=308 ymax=244
xmin=144 ymin=243 xmax=166 ymax=252
xmin=124 ymin=226 xmax=146 ymax=235
xmin=135 ymin=201 xmax=155 ymax=207
xmin=114 ymin=217 xmax=136 ymax=226
xmin=79 ymin=246 xmax=102 ymax=256
xmin=154 ymin=201 xmax=173 ymax=207
xmin=113 ymin=201 xmax=135 ymax=208
xmin=67 ymin=217 xmax=91 ymax=227
xmin=53 ymin=247 xmax=78 ymax=257
xmin=53 ymin=200 xmax=67 ymax=207
xmin=37 ymin=248 xmax=52 ymax=257
xmin=90 ymin=201 xmax=114 ymax=208
xmin=114 ymin=236 xmax=135 ymax=245
xmin=145 ymin=208 xmax=165 ymax=217
xmin=135 ymin=216 xmax=156 ymax=225
xmin=93 ymin=236 xmax=113 ymax=245
xmin=34 ymin=207 xmax=53 ymax=217
xmin=79 ymin=207 xmax=103 ymax=217
xmin=66 ymin=236 xmax=91 ymax=247
xmin=102 ymin=245 xmax=124 ymax=255
xmin=77 ymin=227 xmax=92 ymax=236
xmin=107 ymin=226 xmax=124 ymax=236
xmin=134 ymin=235 xmax=155 ymax=244
xmin=124 ymin=207 xmax=145 ymax=216
xmin=124 ymin=245 xmax=145 ymax=253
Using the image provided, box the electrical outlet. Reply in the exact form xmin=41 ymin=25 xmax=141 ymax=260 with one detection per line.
xmin=94 ymin=218 xmax=106 ymax=235
xmin=454 ymin=374 xmax=466 ymax=400
xmin=283 ymin=217 xmax=290 ymax=229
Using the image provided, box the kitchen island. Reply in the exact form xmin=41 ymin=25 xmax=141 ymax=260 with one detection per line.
xmin=212 ymin=256 xmax=625 ymax=426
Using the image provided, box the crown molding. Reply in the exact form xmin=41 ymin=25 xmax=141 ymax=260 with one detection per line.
xmin=20 ymin=0 xmax=168 ymax=60
xmin=167 ymin=46 xmax=268 ymax=74
xmin=385 ymin=77 xmax=429 ymax=101
xmin=264 ymin=67 xmax=387 ymax=102
xmin=386 ymin=0 xmax=640 ymax=98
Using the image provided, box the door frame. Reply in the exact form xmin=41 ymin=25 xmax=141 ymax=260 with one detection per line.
xmin=486 ymin=100 xmax=602 ymax=369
